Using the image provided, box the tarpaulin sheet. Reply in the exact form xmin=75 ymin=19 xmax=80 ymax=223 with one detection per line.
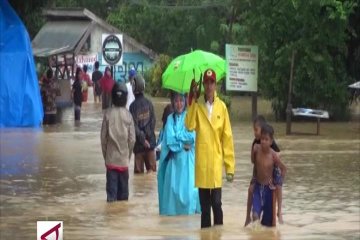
xmin=0 ymin=0 xmax=43 ymax=127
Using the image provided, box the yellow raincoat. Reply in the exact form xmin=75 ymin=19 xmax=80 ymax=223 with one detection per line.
xmin=185 ymin=93 xmax=235 ymax=188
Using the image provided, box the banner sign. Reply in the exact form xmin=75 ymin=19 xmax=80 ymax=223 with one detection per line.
xmin=75 ymin=53 xmax=98 ymax=79
xmin=102 ymin=34 xmax=123 ymax=66
xmin=225 ymin=44 xmax=258 ymax=92
xmin=75 ymin=54 xmax=97 ymax=66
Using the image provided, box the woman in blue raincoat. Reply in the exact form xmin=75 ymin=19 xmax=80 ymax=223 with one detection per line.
xmin=157 ymin=92 xmax=201 ymax=216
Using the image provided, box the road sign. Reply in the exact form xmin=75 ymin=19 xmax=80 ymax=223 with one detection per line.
xmin=102 ymin=34 xmax=123 ymax=66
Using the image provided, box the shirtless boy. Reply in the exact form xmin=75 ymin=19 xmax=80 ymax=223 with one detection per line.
xmin=251 ymin=123 xmax=287 ymax=226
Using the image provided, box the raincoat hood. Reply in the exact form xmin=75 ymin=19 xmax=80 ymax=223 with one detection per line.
xmin=132 ymin=74 xmax=145 ymax=94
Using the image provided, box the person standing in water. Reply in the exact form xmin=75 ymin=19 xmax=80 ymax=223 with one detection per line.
xmin=92 ymin=61 xmax=103 ymax=103
xmin=251 ymin=123 xmax=287 ymax=226
xmin=99 ymin=66 xmax=115 ymax=110
xmin=72 ymin=67 xmax=83 ymax=122
xmin=157 ymin=91 xmax=200 ymax=215
xmin=244 ymin=115 xmax=283 ymax=226
xmin=101 ymin=82 xmax=135 ymax=202
xmin=126 ymin=67 xmax=136 ymax=110
xmin=129 ymin=74 xmax=157 ymax=173
xmin=185 ymin=69 xmax=235 ymax=228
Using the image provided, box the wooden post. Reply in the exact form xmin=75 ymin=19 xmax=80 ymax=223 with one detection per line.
xmin=252 ymin=92 xmax=258 ymax=121
xmin=72 ymin=53 xmax=75 ymax=79
xmin=111 ymin=65 xmax=114 ymax=79
xmin=63 ymin=54 xmax=67 ymax=79
xmin=286 ymin=50 xmax=296 ymax=135
xmin=316 ymin=118 xmax=320 ymax=135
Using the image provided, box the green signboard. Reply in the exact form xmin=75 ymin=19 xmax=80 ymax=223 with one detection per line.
xmin=225 ymin=44 xmax=258 ymax=92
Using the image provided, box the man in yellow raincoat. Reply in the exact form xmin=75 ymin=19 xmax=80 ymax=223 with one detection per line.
xmin=185 ymin=68 xmax=235 ymax=228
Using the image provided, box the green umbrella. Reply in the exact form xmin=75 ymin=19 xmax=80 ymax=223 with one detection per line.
xmin=162 ymin=50 xmax=226 ymax=93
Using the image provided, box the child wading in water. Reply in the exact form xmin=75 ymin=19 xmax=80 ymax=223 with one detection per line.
xmin=246 ymin=121 xmax=286 ymax=226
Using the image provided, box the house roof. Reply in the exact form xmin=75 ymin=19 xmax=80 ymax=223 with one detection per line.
xmin=32 ymin=8 xmax=158 ymax=59
xmin=32 ymin=20 xmax=92 ymax=57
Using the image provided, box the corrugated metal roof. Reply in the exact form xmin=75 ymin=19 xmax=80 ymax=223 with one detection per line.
xmin=38 ymin=8 xmax=158 ymax=59
xmin=32 ymin=21 xmax=91 ymax=57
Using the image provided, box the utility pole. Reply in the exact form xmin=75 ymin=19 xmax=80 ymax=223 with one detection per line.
xmin=286 ymin=50 xmax=296 ymax=135
xmin=252 ymin=92 xmax=257 ymax=121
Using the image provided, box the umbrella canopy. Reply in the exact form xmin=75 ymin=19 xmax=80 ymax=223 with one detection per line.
xmin=162 ymin=50 xmax=226 ymax=93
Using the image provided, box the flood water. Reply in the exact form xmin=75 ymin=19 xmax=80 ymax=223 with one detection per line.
xmin=1 ymin=93 xmax=359 ymax=239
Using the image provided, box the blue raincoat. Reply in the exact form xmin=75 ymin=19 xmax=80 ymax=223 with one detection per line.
xmin=157 ymin=110 xmax=201 ymax=215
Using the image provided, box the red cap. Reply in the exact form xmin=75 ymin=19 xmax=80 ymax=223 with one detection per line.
xmin=203 ymin=69 xmax=216 ymax=83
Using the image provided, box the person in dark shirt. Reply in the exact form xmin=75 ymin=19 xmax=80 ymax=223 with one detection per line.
xmin=82 ymin=64 xmax=92 ymax=102
xmin=72 ymin=67 xmax=83 ymax=121
xmin=244 ymin=115 xmax=283 ymax=226
xmin=129 ymin=74 xmax=157 ymax=174
xmin=92 ymin=61 xmax=102 ymax=103
xmin=41 ymin=68 xmax=60 ymax=125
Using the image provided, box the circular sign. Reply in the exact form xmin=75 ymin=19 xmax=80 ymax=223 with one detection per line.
xmin=102 ymin=35 xmax=122 ymax=65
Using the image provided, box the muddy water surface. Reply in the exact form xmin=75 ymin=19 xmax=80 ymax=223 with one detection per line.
xmin=0 ymin=96 xmax=359 ymax=239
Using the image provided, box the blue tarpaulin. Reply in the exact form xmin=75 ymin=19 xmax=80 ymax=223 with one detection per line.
xmin=0 ymin=0 xmax=43 ymax=127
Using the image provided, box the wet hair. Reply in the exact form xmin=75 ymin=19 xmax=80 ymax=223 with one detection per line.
xmin=170 ymin=91 xmax=186 ymax=111
xmin=161 ymin=104 xmax=174 ymax=128
xmin=83 ymin=64 xmax=88 ymax=73
xmin=75 ymin=67 xmax=82 ymax=81
xmin=261 ymin=123 xmax=274 ymax=139
xmin=112 ymin=82 xmax=128 ymax=107
xmin=94 ymin=61 xmax=99 ymax=69
xmin=46 ymin=68 xmax=53 ymax=79
xmin=253 ymin=115 xmax=266 ymax=126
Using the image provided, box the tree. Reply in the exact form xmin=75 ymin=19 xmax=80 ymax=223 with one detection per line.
xmin=144 ymin=54 xmax=172 ymax=96
xmin=9 ymin=0 xmax=47 ymax=39
xmin=10 ymin=0 xmax=358 ymax=120
xmin=233 ymin=0 xmax=356 ymax=120
xmin=346 ymin=2 xmax=360 ymax=83
xmin=107 ymin=0 xmax=229 ymax=56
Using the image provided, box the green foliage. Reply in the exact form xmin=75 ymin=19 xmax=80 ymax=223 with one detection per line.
xmin=346 ymin=2 xmax=360 ymax=82
xmin=217 ymin=91 xmax=232 ymax=110
xmin=145 ymin=54 xmax=172 ymax=97
xmin=107 ymin=1 xmax=228 ymax=56
xmin=233 ymin=0 xmax=357 ymax=120
xmin=10 ymin=0 xmax=359 ymax=120
xmin=210 ymin=41 xmax=220 ymax=53
xmin=54 ymin=0 xmax=113 ymax=19
xmin=9 ymin=0 xmax=46 ymax=39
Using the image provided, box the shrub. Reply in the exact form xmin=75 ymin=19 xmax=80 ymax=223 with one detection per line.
xmin=145 ymin=54 xmax=172 ymax=97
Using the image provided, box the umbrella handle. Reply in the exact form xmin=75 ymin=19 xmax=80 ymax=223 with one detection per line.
xmin=188 ymin=76 xmax=200 ymax=105
xmin=197 ymin=73 xmax=202 ymax=99
xmin=188 ymin=79 xmax=197 ymax=105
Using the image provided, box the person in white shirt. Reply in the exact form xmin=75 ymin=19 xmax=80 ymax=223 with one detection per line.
xmin=126 ymin=68 xmax=136 ymax=110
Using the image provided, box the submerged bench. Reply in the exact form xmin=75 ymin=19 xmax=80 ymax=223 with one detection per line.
xmin=292 ymin=108 xmax=329 ymax=135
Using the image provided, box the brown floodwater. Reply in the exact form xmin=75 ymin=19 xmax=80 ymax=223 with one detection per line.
xmin=0 ymin=94 xmax=359 ymax=240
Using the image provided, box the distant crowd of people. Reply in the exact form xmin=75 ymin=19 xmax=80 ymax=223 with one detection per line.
xmin=39 ymin=61 xmax=136 ymax=124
